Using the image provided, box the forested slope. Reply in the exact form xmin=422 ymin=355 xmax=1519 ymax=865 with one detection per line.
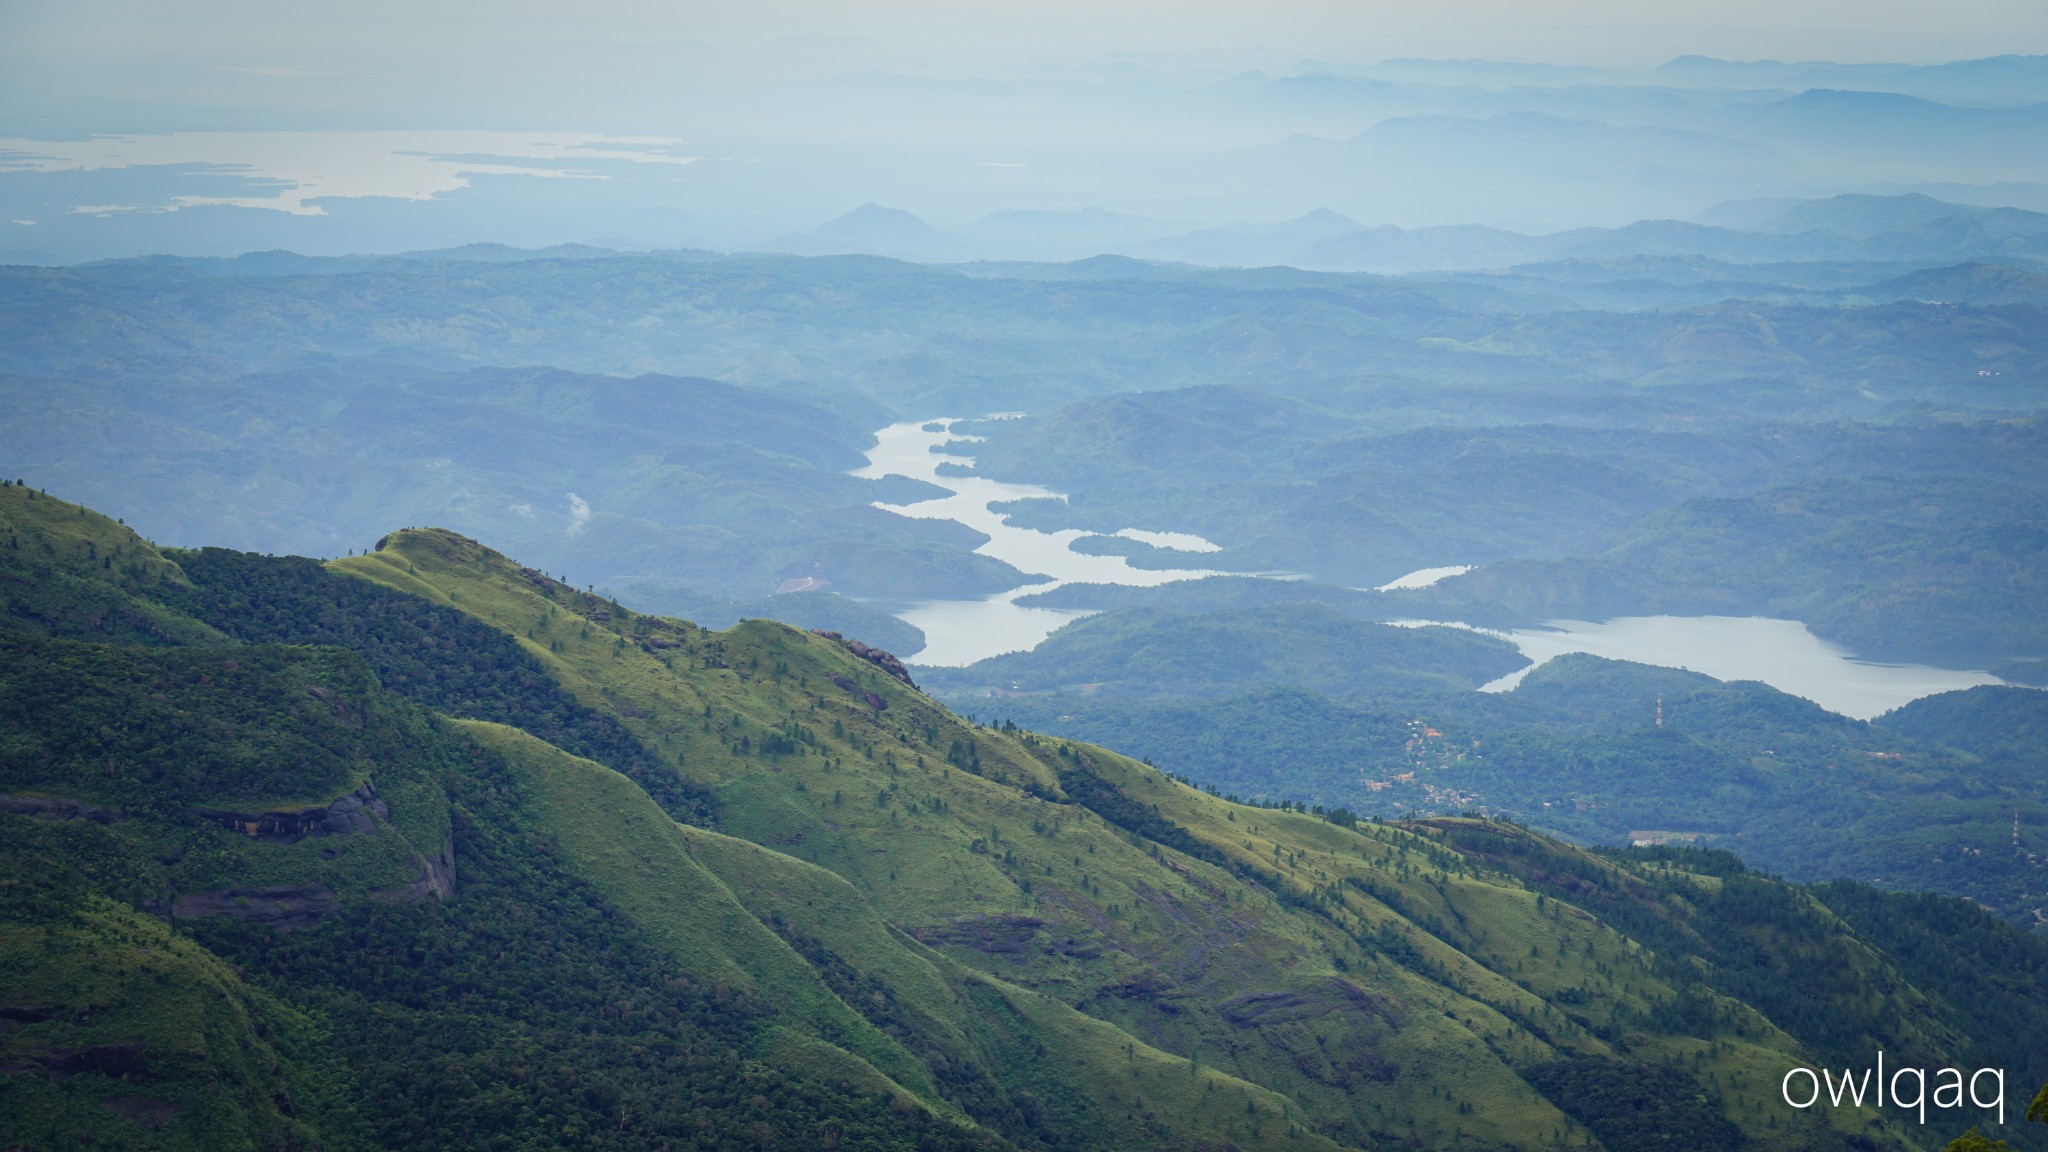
xmin=3 ymin=482 xmax=2044 ymax=1151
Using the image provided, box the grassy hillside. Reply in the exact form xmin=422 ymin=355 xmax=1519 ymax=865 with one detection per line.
xmin=4 ymin=493 xmax=2046 ymax=1150
xmin=979 ymin=654 xmax=2048 ymax=925
xmin=324 ymin=524 xmax=2035 ymax=1150
xmin=0 ymin=480 xmax=221 ymax=646
xmin=469 ymin=718 xmax=1343 ymax=1152
xmin=0 ymin=870 xmax=355 ymax=1152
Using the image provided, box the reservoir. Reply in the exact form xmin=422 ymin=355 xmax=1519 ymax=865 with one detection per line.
xmin=858 ymin=418 xmax=2010 ymax=717
xmin=853 ymin=418 xmax=1225 ymax=666
xmin=1392 ymin=615 xmax=2002 ymax=721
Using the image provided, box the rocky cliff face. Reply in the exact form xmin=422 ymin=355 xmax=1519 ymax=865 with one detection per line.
xmin=191 ymin=779 xmax=388 ymax=843
xmin=810 ymin=629 xmax=918 ymax=688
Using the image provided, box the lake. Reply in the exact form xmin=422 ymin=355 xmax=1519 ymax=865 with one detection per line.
xmin=858 ymin=418 xmax=2009 ymax=717
xmin=1391 ymin=615 xmax=2003 ymax=720
xmin=853 ymin=418 xmax=1226 ymax=666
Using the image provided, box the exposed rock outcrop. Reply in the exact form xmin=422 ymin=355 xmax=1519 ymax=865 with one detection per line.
xmin=830 ymin=674 xmax=889 ymax=711
xmin=303 ymin=684 xmax=362 ymax=727
xmin=810 ymin=629 xmax=918 ymax=689
xmin=374 ymin=836 xmax=457 ymax=903
xmin=1218 ymin=979 xmax=1399 ymax=1029
xmin=146 ymin=835 xmax=455 ymax=932
xmin=192 ymin=779 xmax=387 ymax=843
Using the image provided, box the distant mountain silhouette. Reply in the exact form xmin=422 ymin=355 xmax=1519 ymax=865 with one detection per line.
xmin=1140 ymin=208 xmax=1363 ymax=266
xmin=1850 ymin=261 xmax=2048 ymax=306
xmin=1750 ymin=193 xmax=1968 ymax=237
xmin=1652 ymin=54 xmax=2048 ymax=104
xmin=762 ymin=203 xmax=962 ymax=260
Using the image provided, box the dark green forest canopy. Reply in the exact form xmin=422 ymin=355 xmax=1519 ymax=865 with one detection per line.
xmin=153 ymin=546 xmax=716 ymax=823
xmin=966 ymin=653 xmax=2048 ymax=926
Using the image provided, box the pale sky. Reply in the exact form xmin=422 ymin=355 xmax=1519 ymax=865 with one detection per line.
xmin=7 ymin=0 xmax=2045 ymax=77
xmin=4 ymin=0 xmax=2044 ymax=254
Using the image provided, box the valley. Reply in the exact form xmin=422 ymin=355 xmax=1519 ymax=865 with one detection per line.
xmin=7 ymin=12 xmax=2048 ymax=1150
xmin=2 ymin=483 xmax=2046 ymax=1151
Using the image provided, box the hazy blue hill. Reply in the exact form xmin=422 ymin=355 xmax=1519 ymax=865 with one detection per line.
xmin=949 ymin=252 xmax=1202 ymax=280
xmin=1137 ymin=208 xmax=1364 ymax=267
xmin=1303 ymin=193 xmax=2048 ymax=276
xmin=3 ymin=360 xmax=1030 ymax=602
xmin=1015 ymin=575 xmax=1385 ymax=615
xmin=1649 ymin=54 xmax=1899 ymax=87
xmin=1876 ymin=684 xmax=2048 ymax=759
xmin=1746 ymin=90 xmax=2048 ymax=179
xmin=1490 ymin=654 xmax=1871 ymax=748
xmin=1246 ymin=72 xmax=1445 ymax=125
xmin=1652 ymin=53 xmax=2048 ymax=104
xmin=969 ymin=384 xmax=1356 ymax=488
xmin=979 ymin=411 xmax=1775 ymax=584
xmin=394 ymin=241 xmax=639 ymax=263
xmin=1305 ymin=208 xmax=2048 ymax=272
xmin=1848 ymin=261 xmax=2048 ymax=306
xmin=1329 ymin=111 xmax=1786 ymax=221
xmin=920 ymin=601 xmax=1527 ymax=699
xmin=1512 ymin=297 xmax=2048 ymax=389
xmin=1300 ymin=222 xmax=1554 ymax=272
xmin=1899 ymin=53 xmax=2048 ymax=103
xmin=1851 ymin=210 xmax=2048 ymax=263
xmin=1438 ymin=82 xmax=1755 ymax=135
xmin=6 ymin=249 xmax=2043 ymax=416
xmin=1691 ymin=196 xmax=1814 ymax=229
xmin=1427 ymin=254 xmax=1942 ymax=311
xmin=8 ymin=250 xmax=2048 ymax=683
xmin=1551 ymin=219 xmax=1851 ymax=261
xmin=967 ymin=385 xmax=2048 ymax=667
xmin=768 ymin=202 xmax=962 ymax=261
xmin=1752 ymin=192 xmax=1980 ymax=237
xmin=1418 ymin=473 xmax=2048 ymax=663
xmin=968 ymin=206 xmax=1165 ymax=239
xmin=414 ymin=365 xmax=873 ymax=468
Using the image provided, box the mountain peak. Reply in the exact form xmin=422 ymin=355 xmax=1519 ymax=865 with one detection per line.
xmin=813 ymin=202 xmax=942 ymax=241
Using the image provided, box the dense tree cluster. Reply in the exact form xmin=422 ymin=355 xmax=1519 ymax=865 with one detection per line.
xmin=157 ymin=548 xmax=717 ymax=823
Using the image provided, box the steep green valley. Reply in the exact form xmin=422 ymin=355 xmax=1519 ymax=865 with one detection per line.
xmin=3 ymin=482 xmax=2045 ymax=1151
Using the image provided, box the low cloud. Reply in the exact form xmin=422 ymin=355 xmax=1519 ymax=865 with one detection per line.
xmin=566 ymin=493 xmax=591 ymax=535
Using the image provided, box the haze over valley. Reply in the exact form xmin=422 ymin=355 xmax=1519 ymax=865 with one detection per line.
xmin=5 ymin=5 xmax=2048 ymax=1151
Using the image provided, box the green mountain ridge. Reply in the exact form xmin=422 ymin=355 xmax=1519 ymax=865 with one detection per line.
xmin=962 ymin=651 xmax=2048 ymax=929
xmin=3 ymin=482 xmax=2045 ymax=1151
xmin=918 ymin=603 xmax=1529 ymax=699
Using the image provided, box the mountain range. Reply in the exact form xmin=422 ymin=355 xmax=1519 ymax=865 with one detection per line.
xmin=4 ymin=482 xmax=2046 ymax=1150
xmin=755 ymin=193 xmax=2048 ymax=273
